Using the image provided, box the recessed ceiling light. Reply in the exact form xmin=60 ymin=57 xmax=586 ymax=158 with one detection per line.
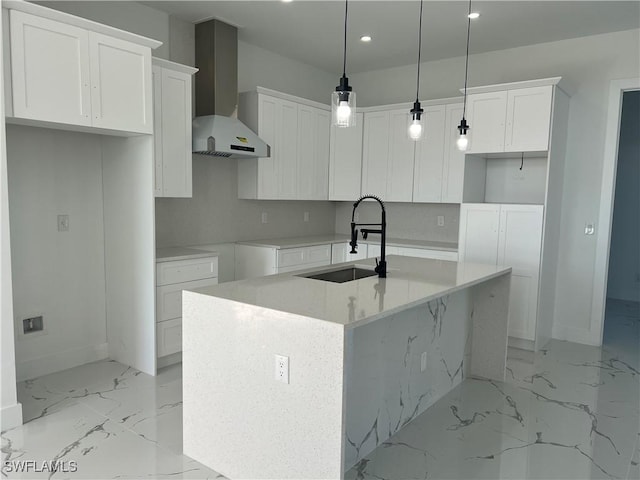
xmin=360 ymin=35 xmax=372 ymax=42
xmin=281 ymin=0 xmax=293 ymax=3
xmin=468 ymin=12 xmax=480 ymax=19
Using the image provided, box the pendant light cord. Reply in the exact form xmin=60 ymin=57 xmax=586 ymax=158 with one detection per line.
xmin=342 ymin=0 xmax=349 ymax=76
xmin=415 ymin=0 xmax=424 ymax=102
xmin=462 ymin=0 xmax=472 ymax=118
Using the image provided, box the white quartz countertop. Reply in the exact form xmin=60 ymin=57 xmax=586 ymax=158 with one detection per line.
xmin=156 ymin=247 xmax=218 ymax=263
xmin=236 ymin=235 xmax=458 ymax=252
xmin=188 ymin=255 xmax=510 ymax=329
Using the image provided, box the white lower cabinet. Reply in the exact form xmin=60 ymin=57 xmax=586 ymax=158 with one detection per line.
xmin=459 ymin=203 xmax=543 ymax=341
xmin=234 ymin=244 xmax=331 ymax=280
xmin=331 ymin=242 xmax=368 ymax=264
xmin=156 ymin=256 xmax=218 ymax=359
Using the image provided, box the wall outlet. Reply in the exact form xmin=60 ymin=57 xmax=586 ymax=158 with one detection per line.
xmin=57 ymin=214 xmax=69 ymax=232
xmin=304 ymin=211 xmax=310 ymax=222
xmin=437 ymin=215 xmax=445 ymax=227
xmin=261 ymin=212 xmax=268 ymax=224
xmin=420 ymin=351 xmax=427 ymax=372
xmin=275 ymin=354 xmax=289 ymax=384
xmin=23 ymin=315 xmax=44 ymax=334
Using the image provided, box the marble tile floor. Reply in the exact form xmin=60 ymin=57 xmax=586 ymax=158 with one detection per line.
xmin=2 ymin=299 xmax=638 ymax=480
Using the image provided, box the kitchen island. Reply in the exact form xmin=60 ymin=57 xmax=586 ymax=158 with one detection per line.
xmin=182 ymin=255 xmax=511 ymax=480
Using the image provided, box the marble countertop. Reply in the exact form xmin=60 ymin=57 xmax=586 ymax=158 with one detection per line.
xmin=188 ymin=255 xmax=510 ymax=329
xmin=236 ymin=234 xmax=458 ymax=252
xmin=156 ymin=247 xmax=219 ymax=263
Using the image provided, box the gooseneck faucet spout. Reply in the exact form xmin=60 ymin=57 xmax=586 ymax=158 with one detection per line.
xmin=350 ymin=195 xmax=387 ymax=278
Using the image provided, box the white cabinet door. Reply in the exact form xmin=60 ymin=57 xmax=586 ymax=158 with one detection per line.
xmin=442 ymin=103 xmax=465 ymax=203
xmin=277 ymin=99 xmax=298 ymax=199
xmin=257 ymin=95 xmax=278 ymax=199
xmin=458 ymin=203 xmax=500 ymax=266
xmin=154 ymin=65 xmax=193 ymax=197
xmin=505 ymin=86 xmax=553 ymax=152
xmin=329 ymin=112 xmax=363 ymax=201
xmin=9 ymin=10 xmax=92 ymax=126
xmin=498 ymin=204 xmax=543 ymax=341
xmin=297 ymin=106 xmax=330 ymax=200
xmin=152 ymin=65 xmax=163 ymax=196
xmin=387 ymin=109 xmax=415 ymax=202
xmin=466 ymin=91 xmax=508 ymax=154
xmin=413 ymin=105 xmax=446 ymax=203
xmin=89 ymin=32 xmax=152 ymax=134
xmin=157 ymin=318 xmax=182 ymax=357
xmin=362 ymin=111 xmax=390 ymax=199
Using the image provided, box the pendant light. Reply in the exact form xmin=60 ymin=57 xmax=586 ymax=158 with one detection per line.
xmin=408 ymin=0 xmax=425 ymax=141
xmin=456 ymin=0 xmax=473 ymax=151
xmin=332 ymin=0 xmax=356 ymax=127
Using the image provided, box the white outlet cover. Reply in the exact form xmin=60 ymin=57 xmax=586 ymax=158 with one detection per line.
xmin=275 ymin=354 xmax=289 ymax=384
xmin=261 ymin=212 xmax=268 ymax=224
xmin=437 ymin=215 xmax=445 ymax=227
xmin=304 ymin=211 xmax=310 ymax=222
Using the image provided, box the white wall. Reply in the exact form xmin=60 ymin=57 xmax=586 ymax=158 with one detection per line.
xmin=6 ymin=126 xmax=108 ymax=381
xmin=334 ymin=202 xmax=460 ymax=244
xmin=607 ymin=91 xmax=640 ymax=302
xmin=238 ymin=40 xmax=336 ymax=104
xmin=0 ymin=15 xmax=22 ymax=430
xmin=351 ymin=28 xmax=640 ymax=345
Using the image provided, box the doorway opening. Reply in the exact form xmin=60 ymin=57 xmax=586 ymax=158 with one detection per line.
xmin=603 ymin=90 xmax=640 ymax=357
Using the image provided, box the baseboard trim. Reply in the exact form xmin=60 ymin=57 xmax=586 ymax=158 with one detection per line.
xmin=508 ymin=336 xmax=535 ymax=351
xmin=552 ymin=326 xmax=600 ymax=347
xmin=16 ymin=342 xmax=109 ymax=382
xmin=157 ymin=352 xmax=182 ymax=369
xmin=1 ymin=402 xmax=23 ymax=432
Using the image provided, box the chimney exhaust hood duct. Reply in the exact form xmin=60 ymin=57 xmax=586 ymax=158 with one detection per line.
xmin=193 ymin=19 xmax=270 ymax=159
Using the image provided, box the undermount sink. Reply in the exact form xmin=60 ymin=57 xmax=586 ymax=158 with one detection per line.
xmin=299 ymin=267 xmax=378 ymax=283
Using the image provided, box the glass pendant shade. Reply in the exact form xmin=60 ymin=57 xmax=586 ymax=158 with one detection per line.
xmin=408 ymin=101 xmax=424 ymax=141
xmin=332 ymin=76 xmax=356 ymax=127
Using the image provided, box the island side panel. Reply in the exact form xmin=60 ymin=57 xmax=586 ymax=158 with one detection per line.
xmin=183 ymin=291 xmax=346 ymax=480
xmin=344 ymin=288 xmax=472 ymax=470
xmin=469 ymin=272 xmax=510 ymax=381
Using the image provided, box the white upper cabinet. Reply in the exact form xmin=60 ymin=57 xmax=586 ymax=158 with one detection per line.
xmin=89 ymin=32 xmax=152 ymax=134
xmin=387 ymin=109 xmax=415 ymax=202
xmin=277 ymin=99 xmax=299 ymax=199
xmin=362 ymin=111 xmax=390 ymax=198
xmin=466 ymin=85 xmax=554 ymax=154
xmin=413 ymin=105 xmax=447 ymax=203
xmin=9 ymin=10 xmax=92 ymax=126
xmin=6 ymin=7 xmax=158 ymax=135
xmin=362 ymin=109 xmax=415 ymax=202
xmin=505 ymin=86 xmax=552 ymax=152
xmin=153 ymin=59 xmax=197 ymax=198
xmin=466 ymin=91 xmax=508 ymax=154
xmin=298 ymin=106 xmax=330 ymax=200
xmin=238 ymin=89 xmax=330 ymax=200
xmin=442 ymin=103 xmax=465 ymax=203
xmin=329 ymin=112 xmax=363 ymax=201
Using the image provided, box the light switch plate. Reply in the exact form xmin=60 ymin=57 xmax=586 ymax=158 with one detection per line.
xmin=584 ymin=223 xmax=595 ymax=235
xmin=57 ymin=214 xmax=69 ymax=232
xmin=261 ymin=212 xmax=268 ymax=224
xmin=437 ymin=215 xmax=445 ymax=227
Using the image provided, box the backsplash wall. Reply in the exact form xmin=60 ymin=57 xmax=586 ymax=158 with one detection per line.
xmin=334 ymin=202 xmax=460 ymax=244
xmin=155 ymin=157 xmax=336 ymax=247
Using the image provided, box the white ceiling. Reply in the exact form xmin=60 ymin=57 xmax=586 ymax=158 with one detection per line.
xmin=144 ymin=1 xmax=640 ymax=74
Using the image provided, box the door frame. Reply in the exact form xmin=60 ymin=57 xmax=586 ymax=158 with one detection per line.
xmin=590 ymin=77 xmax=640 ymax=345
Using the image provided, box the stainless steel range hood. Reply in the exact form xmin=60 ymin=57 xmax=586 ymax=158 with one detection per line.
xmin=193 ymin=19 xmax=270 ymax=159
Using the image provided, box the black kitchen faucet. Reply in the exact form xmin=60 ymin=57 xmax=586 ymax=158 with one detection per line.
xmin=350 ymin=195 xmax=387 ymax=278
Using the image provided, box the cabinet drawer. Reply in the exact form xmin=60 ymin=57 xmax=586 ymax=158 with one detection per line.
xmin=156 ymin=256 xmax=218 ymax=285
xmin=277 ymin=248 xmax=305 ymax=268
xmin=156 ymin=277 xmax=219 ymax=322
xmin=399 ymin=247 xmax=458 ymax=262
xmin=304 ymin=244 xmax=331 ymax=264
xmin=157 ymin=318 xmax=182 ymax=357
